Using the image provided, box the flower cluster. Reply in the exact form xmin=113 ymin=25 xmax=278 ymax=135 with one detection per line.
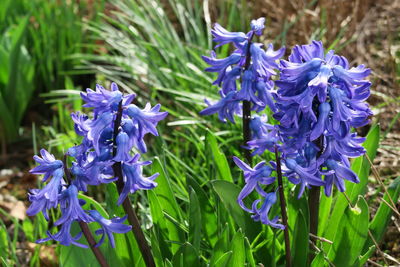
xmin=200 ymin=18 xmax=284 ymax=122
xmin=201 ymin=20 xmax=372 ymax=230
xmin=275 ymin=41 xmax=371 ymax=197
xmin=27 ymin=83 xmax=167 ymax=247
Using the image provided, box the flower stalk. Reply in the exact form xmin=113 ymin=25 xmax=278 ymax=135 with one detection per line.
xmin=62 ymin=156 xmax=109 ymax=267
xmin=112 ymin=101 xmax=156 ymax=267
xmin=242 ymin=32 xmax=255 ymax=165
xmin=274 ymin=146 xmax=291 ymax=267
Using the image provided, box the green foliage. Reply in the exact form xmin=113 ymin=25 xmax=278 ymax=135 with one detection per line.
xmin=0 ymin=14 xmax=34 ymax=142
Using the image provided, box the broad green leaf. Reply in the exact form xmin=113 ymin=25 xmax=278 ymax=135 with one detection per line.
xmin=186 ymin=176 xmax=218 ymax=246
xmin=150 ymin=231 xmax=164 ymax=267
xmin=311 ymin=251 xmax=325 ymax=267
xmin=210 ymin=224 xmax=230 ymax=266
xmin=206 ymin=130 xmax=233 ymax=182
xmin=323 ymin=125 xmax=380 ymax=250
xmin=291 ymin=210 xmax=308 ymax=267
xmin=328 ymin=196 xmax=369 ymax=266
xmin=79 ymin=193 xmax=108 ymax=218
xmin=189 ymin=188 xmax=201 ymax=252
xmin=211 ymin=180 xmax=261 ymax=241
xmin=151 ymin=157 xmax=184 ymax=252
xmin=59 ymin=222 xmax=98 ymax=267
xmin=172 ymin=243 xmax=199 ymax=267
xmin=147 ymin=190 xmax=172 ymax=259
xmin=363 ymin=177 xmax=400 ymax=252
xmin=287 ymin=186 xmax=309 ymax=265
xmin=318 ymin=193 xmax=332 ymax=237
xmin=214 ymin=251 xmax=233 ymax=267
xmin=226 ymin=230 xmax=245 ymax=267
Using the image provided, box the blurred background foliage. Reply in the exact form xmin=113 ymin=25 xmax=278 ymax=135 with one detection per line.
xmin=0 ymin=0 xmax=399 ymax=266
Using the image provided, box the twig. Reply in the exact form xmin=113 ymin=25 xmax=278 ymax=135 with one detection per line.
xmin=112 ymin=101 xmax=155 ymax=267
xmin=275 ymin=146 xmax=291 ymax=267
xmin=365 ymin=154 xmax=400 ymax=218
xmin=309 ymin=233 xmax=333 ymax=244
xmin=308 ymin=240 xmax=336 ymax=267
xmin=367 ymin=259 xmax=384 ymax=267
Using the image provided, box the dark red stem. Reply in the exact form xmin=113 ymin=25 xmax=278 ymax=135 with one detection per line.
xmin=274 ymin=146 xmax=292 ymax=267
xmin=112 ymin=101 xmax=155 ymax=267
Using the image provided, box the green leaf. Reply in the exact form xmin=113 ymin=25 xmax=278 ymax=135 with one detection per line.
xmin=363 ymin=177 xmax=400 ymax=252
xmin=186 ymin=176 xmax=218 ymax=246
xmin=172 ymin=243 xmax=199 ymax=267
xmin=214 ymin=251 xmax=233 ymax=267
xmin=147 ymin=190 xmax=172 ymax=259
xmin=189 ymin=188 xmax=201 ymax=252
xmin=210 ymin=224 xmax=230 ymax=266
xmin=359 ymin=245 xmax=376 ymax=266
xmin=291 ymin=210 xmax=308 ymax=267
xmin=151 ymin=157 xmax=184 ymax=253
xmin=22 ymin=219 xmax=34 ymax=241
xmin=311 ymin=251 xmax=325 ymax=267
xmin=0 ymin=225 xmax=8 ymax=261
xmin=59 ymin=222 xmax=99 ymax=267
xmin=206 ymin=130 xmax=233 ymax=182
xmin=328 ymin=196 xmax=369 ymax=266
xmin=211 ymin=180 xmax=261 ymax=241
xmin=79 ymin=193 xmax=108 ymax=218
xmin=226 ymin=230 xmax=245 ymax=267
xmin=318 ymin=193 xmax=332 ymax=237
xmin=244 ymin=237 xmax=256 ymax=267
xmin=323 ymin=125 xmax=380 ymax=250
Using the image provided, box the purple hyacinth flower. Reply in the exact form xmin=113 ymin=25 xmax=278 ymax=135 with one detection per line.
xmin=211 ymin=23 xmax=247 ymax=49
xmin=114 ymin=131 xmax=132 ymax=162
xmin=125 ymin=103 xmax=168 ymax=139
xmin=200 ymin=91 xmax=242 ymax=123
xmin=247 ymin=115 xmax=279 ymax=155
xmin=254 ymin=80 xmax=277 ymax=112
xmin=27 ymin=168 xmax=64 ymax=220
xmin=121 ymin=118 xmax=147 ymax=153
xmin=56 ymin=185 xmax=92 ymax=226
xmin=71 ymin=112 xmax=91 ymax=136
xmin=88 ymin=210 xmax=132 ymax=248
xmin=87 ymin=111 xmax=114 ymax=154
xmin=81 ymin=83 xmax=123 ymax=117
xmin=37 ymin=219 xmax=87 ymax=248
xmin=30 ymin=149 xmax=63 ymax=182
xmin=250 ymin=43 xmax=283 ymax=78
xmin=202 ymin=53 xmax=242 ymax=85
xmin=237 ymin=70 xmax=263 ymax=105
xmin=323 ymin=159 xmax=359 ymax=196
xmin=117 ymin=154 xmax=159 ymax=205
xmin=284 ymin=158 xmax=324 ymax=198
xmin=310 ymin=102 xmax=331 ymax=141
xmin=233 ymin=157 xmax=276 ymax=212
xmin=251 ymin=191 xmax=284 ymax=229
xmin=250 ymin=17 xmax=265 ymax=36
xmin=220 ymin=66 xmax=241 ymax=93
